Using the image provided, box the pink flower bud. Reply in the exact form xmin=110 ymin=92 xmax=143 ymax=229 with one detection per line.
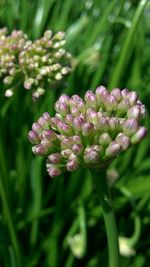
xmin=32 ymin=122 xmax=43 ymax=134
xmin=86 ymin=109 xmax=98 ymax=125
xmin=41 ymin=130 xmax=58 ymax=142
xmin=72 ymin=144 xmax=83 ymax=155
xmin=103 ymin=95 xmax=117 ymax=113
xmin=99 ymin=133 xmax=112 ymax=146
xmin=50 ymin=117 xmax=59 ymax=130
xmin=38 ymin=116 xmax=50 ymax=129
xmin=61 ymin=149 xmax=72 ymax=158
xmin=96 ymin=116 xmax=109 ymax=132
xmin=127 ymin=91 xmax=138 ymax=106
xmin=105 ymin=142 xmax=121 ymax=157
xmin=127 ymin=106 xmax=140 ymax=120
xmin=139 ymin=104 xmax=145 ymax=119
xmin=32 ymin=144 xmax=48 ymax=155
xmin=28 ymin=130 xmax=40 ymax=144
xmin=70 ymin=95 xmax=82 ymax=107
xmin=115 ymin=133 xmax=130 ymax=150
xmin=73 ymin=117 xmax=84 ymax=132
xmin=72 ymin=135 xmax=82 ymax=144
xmin=131 ymin=127 xmax=147 ymax=144
xmin=111 ymin=88 xmax=122 ymax=102
xmin=55 ymin=101 xmax=69 ymax=115
xmin=84 ymin=90 xmax=97 ymax=109
xmin=61 ymin=137 xmax=73 ymax=149
xmin=121 ymin=89 xmax=129 ymax=98
xmin=84 ymin=148 xmax=100 ymax=164
xmin=82 ymin=122 xmax=94 ymax=137
xmin=95 ymin=86 xmax=108 ymax=102
xmin=57 ymin=121 xmax=72 ymax=135
xmin=43 ymin=112 xmax=51 ymax=122
xmin=122 ymin=119 xmax=139 ymax=136
xmin=47 ymin=164 xmax=62 ymax=177
xmin=58 ymin=94 xmax=70 ymax=104
xmin=67 ymin=160 xmax=79 ymax=171
xmin=116 ymin=99 xmax=130 ymax=116
xmin=108 ymin=117 xmax=120 ymax=132
xmin=65 ymin=114 xmax=73 ymax=124
xmin=48 ymin=153 xmax=62 ymax=164
xmin=70 ymin=106 xmax=79 ymax=116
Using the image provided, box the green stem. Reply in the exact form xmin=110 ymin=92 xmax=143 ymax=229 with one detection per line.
xmin=119 ymin=186 xmax=141 ymax=247
xmin=0 ymin=176 xmax=22 ymax=267
xmin=90 ymin=169 xmax=120 ymax=267
xmin=0 ymin=114 xmax=22 ymax=266
xmin=78 ymin=202 xmax=87 ymax=257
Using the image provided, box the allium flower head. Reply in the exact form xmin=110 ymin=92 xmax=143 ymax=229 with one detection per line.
xmin=0 ymin=27 xmax=27 ymax=90
xmin=28 ymin=86 xmax=147 ymax=177
xmin=0 ymin=28 xmax=72 ymax=99
xmin=19 ymin=30 xmax=72 ymax=100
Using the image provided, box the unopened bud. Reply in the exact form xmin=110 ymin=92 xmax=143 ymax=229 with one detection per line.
xmin=28 ymin=130 xmax=40 ymax=144
xmin=67 ymin=160 xmax=79 ymax=171
xmin=127 ymin=106 xmax=140 ymax=120
xmin=48 ymin=153 xmax=62 ymax=164
xmin=111 ymin=88 xmax=122 ymax=102
xmin=84 ymin=148 xmax=99 ymax=164
xmin=116 ymin=99 xmax=130 ymax=116
xmin=122 ymin=119 xmax=139 ymax=136
xmin=99 ymin=133 xmax=112 ymax=146
xmin=105 ymin=142 xmax=121 ymax=157
xmin=127 ymin=91 xmax=138 ymax=106
xmin=32 ymin=144 xmax=48 ymax=155
xmin=82 ymin=122 xmax=94 ymax=137
xmin=47 ymin=164 xmax=62 ymax=177
xmin=32 ymin=122 xmax=43 ymax=134
xmin=115 ymin=133 xmax=130 ymax=150
xmin=84 ymin=90 xmax=97 ymax=109
xmin=131 ymin=127 xmax=147 ymax=144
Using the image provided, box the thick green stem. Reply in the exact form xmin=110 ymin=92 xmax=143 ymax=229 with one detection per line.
xmin=90 ymin=169 xmax=120 ymax=267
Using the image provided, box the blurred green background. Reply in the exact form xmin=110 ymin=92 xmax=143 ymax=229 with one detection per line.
xmin=0 ymin=0 xmax=150 ymax=266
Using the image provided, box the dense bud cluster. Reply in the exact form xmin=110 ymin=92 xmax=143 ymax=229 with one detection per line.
xmin=0 ymin=28 xmax=72 ymax=99
xmin=28 ymin=86 xmax=147 ymax=177
xmin=0 ymin=27 xmax=27 ymax=97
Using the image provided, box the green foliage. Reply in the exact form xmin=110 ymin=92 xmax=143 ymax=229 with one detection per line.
xmin=0 ymin=0 xmax=150 ymax=266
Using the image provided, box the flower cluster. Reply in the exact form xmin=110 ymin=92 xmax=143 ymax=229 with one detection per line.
xmin=0 ymin=27 xmax=72 ymax=99
xmin=0 ymin=27 xmax=27 ymax=96
xmin=28 ymin=86 xmax=147 ymax=177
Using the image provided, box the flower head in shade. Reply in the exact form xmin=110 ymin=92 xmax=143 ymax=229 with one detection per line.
xmin=0 ymin=28 xmax=72 ymax=99
xmin=0 ymin=27 xmax=27 ymax=96
xmin=19 ymin=30 xmax=72 ymax=100
xmin=28 ymin=86 xmax=147 ymax=177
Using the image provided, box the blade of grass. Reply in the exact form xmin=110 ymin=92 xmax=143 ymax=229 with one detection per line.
xmin=109 ymin=0 xmax=148 ymax=88
xmin=33 ymin=0 xmax=55 ymax=38
xmin=30 ymin=157 xmax=43 ymax=245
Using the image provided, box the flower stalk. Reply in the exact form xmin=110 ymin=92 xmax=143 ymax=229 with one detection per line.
xmin=28 ymin=85 xmax=147 ymax=266
xmin=91 ymin=168 xmax=120 ymax=267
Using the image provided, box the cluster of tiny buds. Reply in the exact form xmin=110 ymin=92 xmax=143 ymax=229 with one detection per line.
xmin=0 ymin=28 xmax=72 ymax=100
xmin=28 ymin=86 xmax=147 ymax=177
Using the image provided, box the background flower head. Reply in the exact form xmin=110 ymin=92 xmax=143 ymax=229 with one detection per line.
xmin=0 ymin=28 xmax=72 ymax=100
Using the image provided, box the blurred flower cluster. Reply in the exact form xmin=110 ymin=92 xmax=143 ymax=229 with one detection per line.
xmin=0 ymin=27 xmax=72 ymax=100
xmin=28 ymin=86 xmax=147 ymax=177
